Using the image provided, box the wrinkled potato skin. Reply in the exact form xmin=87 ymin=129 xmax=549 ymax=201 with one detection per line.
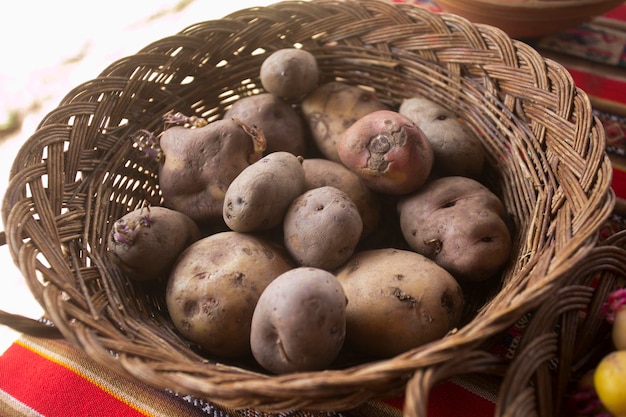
xmin=250 ymin=267 xmax=347 ymax=374
xmin=107 ymin=206 xmax=200 ymax=282
xmin=336 ymin=248 xmax=464 ymax=358
xmin=166 ymin=231 xmax=293 ymax=358
xmin=223 ymin=152 xmax=306 ymax=232
xmin=224 ymin=93 xmax=307 ymax=156
xmin=302 ymin=158 xmax=380 ymax=238
xmin=158 ymin=120 xmax=263 ymax=225
xmin=337 ymin=110 xmax=434 ymax=195
xmin=301 ymin=81 xmax=389 ymax=162
xmin=260 ymin=48 xmax=319 ymax=99
xmin=283 ymin=186 xmax=363 ymax=271
xmin=398 ymin=176 xmax=512 ymax=282
xmin=399 ymin=97 xmax=484 ymax=179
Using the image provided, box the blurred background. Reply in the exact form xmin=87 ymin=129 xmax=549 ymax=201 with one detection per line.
xmin=0 ymin=0 xmax=276 ymax=354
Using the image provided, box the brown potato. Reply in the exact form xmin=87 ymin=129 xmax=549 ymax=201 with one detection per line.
xmin=158 ymin=119 xmax=265 ymax=225
xmin=223 ymin=151 xmax=306 ymax=232
xmin=283 ymin=186 xmax=363 ymax=271
xmin=165 ymin=231 xmax=293 ymax=358
xmin=301 ymin=81 xmax=389 ymax=162
xmin=107 ymin=206 xmax=200 ymax=282
xmin=337 ymin=110 xmax=434 ymax=195
xmin=302 ymin=158 xmax=381 ymax=238
xmin=250 ymin=267 xmax=347 ymax=374
xmin=397 ymin=176 xmax=512 ymax=282
xmin=260 ymin=48 xmax=319 ymax=99
xmin=399 ymin=97 xmax=484 ymax=178
xmin=336 ymin=248 xmax=464 ymax=358
xmin=224 ymin=93 xmax=307 ymax=156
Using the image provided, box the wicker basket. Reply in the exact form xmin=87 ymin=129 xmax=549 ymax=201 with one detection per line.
xmin=0 ymin=1 xmax=624 ymax=415
xmin=436 ymin=0 xmax=625 ymax=38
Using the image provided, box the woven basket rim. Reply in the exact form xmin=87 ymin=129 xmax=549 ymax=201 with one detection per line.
xmin=0 ymin=0 xmax=618 ymax=414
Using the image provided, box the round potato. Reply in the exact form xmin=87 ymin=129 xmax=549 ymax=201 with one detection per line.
xmin=250 ymin=267 xmax=347 ymax=374
xmin=260 ymin=48 xmax=319 ymax=99
xmin=223 ymin=151 xmax=306 ymax=232
xmin=397 ymin=176 xmax=512 ymax=282
xmin=165 ymin=231 xmax=293 ymax=358
xmin=302 ymin=158 xmax=381 ymax=238
xmin=336 ymin=248 xmax=464 ymax=358
xmin=107 ymin=206 xmax=200 ymax=282
xmin=399 ymin=97 xmax=484 ymax=178
xmin=337 ymin=110 xmax=434 ymax=195
xmin=283 ymin=186 xmax=363 ymax=271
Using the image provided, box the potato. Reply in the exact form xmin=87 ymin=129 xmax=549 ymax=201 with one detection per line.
xmin=399 ymin=97 xmax=484 ymax=178
xmin=397 ymin=176 xmax=512 ymax=282
xmin=260 ymin=48 xmax=319 ymax=99
xmin=223 ymin=151 xmax=306 ymax=232
xmin=107 ymin=206 xmax=200 ymax=282
xmin=283 ymin=186 xmax=363 ymax=271
xmin=158 ymin=118 xmax=266 ymax=225
xmin=250 ymin=267 xmax=347 ymax=374
xmin=302 ymin=158 xmax=380 ymax=238
xmin=165 ymin=231 xmax=293 ymax=358
xmin=301 ymin=81 xmax=389 ymax=162
xmin=337 ymin=110 xmax=434 ymax=195
xmin=224 ymin=93 xmax=307 ymax=156
xmin=336 ymin=248 xmax=464 ymax=358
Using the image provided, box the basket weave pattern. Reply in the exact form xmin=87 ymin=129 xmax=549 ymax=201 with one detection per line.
xmin=0 ymin=1 xmax=622 ymax=416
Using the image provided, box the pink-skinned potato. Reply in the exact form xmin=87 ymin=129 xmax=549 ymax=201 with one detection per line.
xmin=250 ymin=267 xmax=347 ymax=374
xmin=158 ymin=118 xmax=265 ymax=225
xmin=337 ymin=110 xmax=434 ymax=195
xmin=107 ymin=206 xmax=201 ymax=282
xmin=398 ymin=176 xmax=512 ymax=282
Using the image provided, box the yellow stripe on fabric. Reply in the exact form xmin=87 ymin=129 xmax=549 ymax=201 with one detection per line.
xmin=0 ymin=387 xmax=45 ymax=417
xmin=15 ymin=335 xmax=205 ymax=417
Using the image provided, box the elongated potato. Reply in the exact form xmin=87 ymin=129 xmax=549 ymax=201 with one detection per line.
xmin=223 ymin=151 xmax=306 ymax=232
xmin=336 ymin=248 xmax=464 ymax=358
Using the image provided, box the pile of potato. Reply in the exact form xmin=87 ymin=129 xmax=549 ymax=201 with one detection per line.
xmin=107 ymin=48 xmax=513 ymax=374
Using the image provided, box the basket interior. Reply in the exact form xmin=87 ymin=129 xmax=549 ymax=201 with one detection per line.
xmin=1 ymin=0 xmax=615 ymax=410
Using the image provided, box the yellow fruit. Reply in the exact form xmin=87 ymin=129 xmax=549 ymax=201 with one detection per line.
xmin=594 ymin=350 xmax=626 ymax=416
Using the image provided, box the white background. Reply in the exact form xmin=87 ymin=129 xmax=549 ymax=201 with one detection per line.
xmin=0 ymin=0 xmax=277 ymax=354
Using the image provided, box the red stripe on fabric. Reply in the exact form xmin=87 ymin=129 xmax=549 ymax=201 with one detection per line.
xmin=566 ymin=67 xmax=626 ymax=105
xmin=378 ymin=381 xmax=495 ymax=417
xmin=612 ymin=165 xmax=626 ymax=200
xmin=0 ymin=342 xmax=147 ymax=417
xmin=603 ymin=4 xmax=626 ymax=21
xmin=428 ymin=381 xmax=495 ymax=417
